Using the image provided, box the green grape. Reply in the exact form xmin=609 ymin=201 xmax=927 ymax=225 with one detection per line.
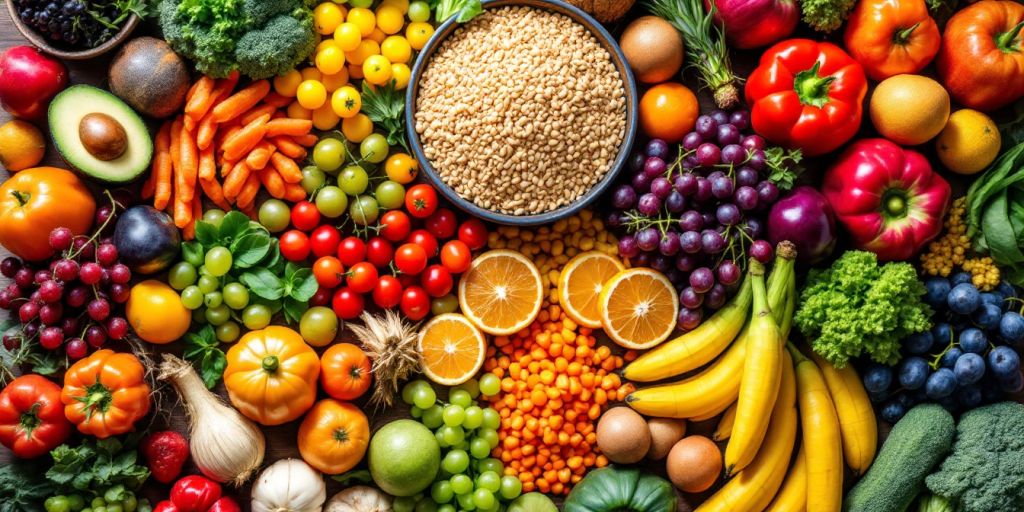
xmin=442 ymin=449 xmax=470 ymax=474
xmin=482 ymin=407 xmax=501 ymax=430
xmin=205 ymin=247 xmax=232 ymax=276
xmin=463 ymin=406 xmax=483 ymax=430
xmin=106 ymin=505 xmax=124 ymax=512
xmin=455 ymin=493 xmax=476 ymax=511
xmin=360 ymin=133 xmax=390 ymax=164
xmin=402 ymin=380 xmax=426 ymax=405
xmin=499 ymin=476 xmax=523 ymax=500
xmin=453 ymin=379 xmax=480 ymax=399
xmin=414 ymin=499 xmax=438 ymax=512
xmin=222 ymin=282 xmax=250 ymax=309
xmin=242 ymin=304 xmax=272 ymax=329
xmin=339 ymin=165 xmax=370 ymax=195
xmin=472 ymin=489 xmax=496 ymax=510
xmin=408 ymin=1 xmax=430 ymax=22
xmin=431 ymin=480 xmax=454 ymax=504
xmin=476 ymin=471 xmax=501 ymax=493
xmin=422 ymin=404 xmax=444 ymax=428
xmin=182 ymin=245 xmax=205 ymax=267
xmin=67 ymin=495 xmax=86 ymax=512
xmin=91 ymin=498 xmax=106 ymax=508
xmin=375 ymin=180 xmax=406 ymax=210
xmin=413 ymin=385 xmax=437 ymax=409
xmin=167 ymin=262 xmax=198 ymax=290
xmin=440 ymin=425 xmax=465 ymax=446
xmin=301 ymin=166 xmax=328 ymax=194
xmin=477 ymin=458 xmax=503 ymax=475
xmin=434 ymin=430 xmax=449 ymax=448
xmin=478 ymin=373 xmax=501 ymax=397
xmin=259 ymin=199 xmax=291 ymax=233
xmin=45 ymin=496 xmax=71 ymax=512
xmin=349 ymin=195 xmax=380 ymax=226
xmin=192 ymin=308 xmax=208 ymax=324
xmin=442 ymin=405 xmax=466 ymax=426
xmin=93 ymin=507 xmax=108 ymax=512
xmin=410 ymin=406 xmax=424 ymax=418
xmin=313 ymin=138 xmax=347 ymax=172
xmin=449 ymin=390 xmax=472 ymax=408
xmin=477 ymin=428 xmax=499 ymax=449
xmin=202 ymin=209 xmax=226 ymax=227
xmin=469 ymin=437 xmax=491 ymax=459
xmin=449 ymin=474 xmax=473 ymax=495
xmin=197 ymin=275 xmax=219 ymax=294
xmin=315 ymin=186 xmax=349 ymax=219
xmin=430 ymin=294 xmax=459 ymax=315
xmin=299 ymin=306 xmax=338 ymax=346
xmin=393 ymin=497 xmax=417 ymax=512
xmin=205 ymin=305 xmax=230 ymax=326
xmin=437 ymin=505 xmax=456 ymax=512
xmin=180 ymin=286 xmax=204 ymax=310
xmin=204 ymin=291 xmax=223 ymax=308
xmin=216 ymin=321 xmax=241 ymax=343
xmin=452 ymin=440 xmax=469 ymax=451
xmin=122 ymin=494 xmax=137 ymax=512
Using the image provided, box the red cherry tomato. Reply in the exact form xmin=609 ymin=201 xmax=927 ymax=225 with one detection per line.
xmin=337 ymin=236 xmax=367 ymax=267
xmin=311 ymin=286 xmax=333 ymax=307
xmin=366 ymin=236 xmax=395 ymax=268
xmin=395 ymin=243 xmax=428 ymax=275
xmin=379 ymin=210 xmax=412 ymax=242
xmin=346 ymin=262 xmax=379 ymax=293
xmin=291 ymin=200 xmax=321 ymax=231
xmin=408 ymin=229 xmax=438 ymax=258
xmin=313 ymin=256 xmax=345 ymax=288
xmin=458 ymin=219 xmax=488 ymax=250
xmin=279 ymin=230 xmax=311 ymax=261
xmin=310 ymin=225 xmax=342 ymax=258
xmin=405 ymin=184 xmax=438 ymax=218
xmin=373 ymin=275 xmax=403 ymax=308
xmin=425 ymin=208 xmax=458 ymax=239
xmin=440 ymin=240 xmax=472 ymax=274
xmin=421 ymin=264 xmax=453 ymax=297
xmin=401 ymin=286 xmax=431 ymax=320
xmin=332 ymin=287 xmax=365 ymax=320
xmin=398 ymin=273 xmax=419 ymax=288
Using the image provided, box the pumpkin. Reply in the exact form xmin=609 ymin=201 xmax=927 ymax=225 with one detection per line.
xmin=563 ymin=467 xmax=677 ymax=512
xmin=566 ymin=0 xmax=635 ymax=23
xmin=108 ymin=37 xmax=190 ymax=118
xmin=297 ymin=399 xmax=370 ymax=475
xmin=223 ymin=326 xmax=320 ymax=426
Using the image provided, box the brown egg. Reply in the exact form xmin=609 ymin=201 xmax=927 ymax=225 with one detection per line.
xmin=667 ymin=435 xmax=722 ymax=493
xmin=619 ymin=16 xmax=684 ymax=84
xmin=646 ymin=418 xmax=686 ymax=460
xmin=596 ymin=407 xmax=651 ymax=464
xmin=79 ymin=112 xmax=127 ymax=161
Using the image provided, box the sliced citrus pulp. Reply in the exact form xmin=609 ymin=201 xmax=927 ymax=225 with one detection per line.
xmin=418 ymin=313 xmax=487 ymax=385
xmin=558 ymin=251 xmax=625 ymax=328
xmin=458 ymin=249 xmax=543 ymax=336
xmin=599 ymin=268 xmax=679 ymax=350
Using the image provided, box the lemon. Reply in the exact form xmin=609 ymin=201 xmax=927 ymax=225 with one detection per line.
xmin=936 ymin=109 xmax=1002 ymax=175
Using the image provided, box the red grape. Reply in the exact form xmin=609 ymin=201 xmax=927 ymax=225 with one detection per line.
xmin=39 ymin=304 xmax=63 ymax=325
xmin=105 ymin=317 xmax=128 ymax=340
xmin=66 ymin=286 xmax=89 ymax=308
xmin=85 ymin=325 xmax=107 ymax=348
xmin=39 ymin=327 xmax=64 ymax=350
xmin=0 ymin=257 xmax=21 ymax=278
xmin=38 ymin=280 xmax=63 ymax=303
xmin=87 ymin=299 xmax=111 ymax=321
xmin=54 ymin=259 xmax=80 ymax=281
xmin=96 ymin=244 xmax=118 ymax=267
xmin=49 ymin=227 xmax=73 ymax=251
xmin=79 ymin=262 xmax=103 ymax=285
xmin=18 ymin=302 xmax=39 ymax=322
xmin=65 ymin=338 xmax=88 ymax=359
xmin=109 ymin=264 xmax=131 ymax=284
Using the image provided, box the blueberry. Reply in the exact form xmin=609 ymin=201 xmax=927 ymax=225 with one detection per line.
xmin=997 ymin=280 xmax=1017 ymax=301
xmin=924 ymin=277 xmax=951 ymax=308
xmin=951 ymin=272 xmax=973 ymax=286
xmin=938 ymin=396 xmax=961 ymax=414
xmin=959 ymin=328 xmax=988 ymax=354
xmin=972 ymin=303 xmax=1002 ymax=330
xmin=897 ymin=392 xmax=916 ymax=409
xmin=899 ymin=357 xmax=930 ymax=390
xmin=925 ymin=368 xmax=958 ymax=399
xmin=880 ymin=399 xmax=907 ymax=424
xmin=987 ymin=346 xmax=1021 ymax=380
xmin=948 ymin=283 xmax=982 ymax=315
xmin=954 ymin=352 xmax=986 ymax=385
xmin=955 ymin=384 xmax=983 ymax=408
xmin=868 ymin=390 xmax=888 ymax=403
xmin=999 ymin=371 xmax=1024 ymax=393
xmin=999 ymin=312 xmax=1024 ymax=345
xmin=981 ymin=292 xmax=1004 ymax=307
xmin=932 ymin=323 xmax=953 ymax=346
xmin=940 ymin=347 xmax=963 ymax=368
xmin=903 ymin=331 xmax=934 ymax=355
xmin=862 ymin=364 xmax=893 ymax=393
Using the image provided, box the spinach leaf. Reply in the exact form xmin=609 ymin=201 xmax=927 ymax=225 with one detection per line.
xmin=0 ymin=460 xmax=53 ymax=512
xmin=184 ymin=326 xmax=227 ymax=388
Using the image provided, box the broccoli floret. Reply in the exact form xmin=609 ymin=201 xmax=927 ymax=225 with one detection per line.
xmin=800 ymin=0 xmax=856 ymax=32
xmin=926 ymin=402 xmax=1024 ymax=512
xmin=234 ymin=12 xmax=316 ymax=79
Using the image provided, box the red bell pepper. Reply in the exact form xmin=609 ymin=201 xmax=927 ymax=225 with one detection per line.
xmin=745 ymin=39 xmax=868 ymax=157
xmin=822 ymin=138 xmax=951 ymax=262
xmin=0 ymin=374 xmax=71 ymax=458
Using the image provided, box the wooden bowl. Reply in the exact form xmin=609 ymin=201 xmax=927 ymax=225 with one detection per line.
xmin=4 ymin=0 xmax=140 ymax=60
xmin=405 ymin=0 xmax=639 ymax=226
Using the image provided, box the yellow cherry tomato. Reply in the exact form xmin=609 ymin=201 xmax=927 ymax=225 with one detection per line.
xmin=348 ymin=63 xmax=365 ymax=80
xmin=368 ymin=27 xmax=387 ymax=44
xmin=274 ymin=69 xmax=303 ymax=97
xmin=342 ymin=113 xmax=374 ymax=142
xmin=316 ymin=38 xmax=339 ymax=55
xmin=346 ymin=39 xmax=380 ymax=66
xmin=287 ymin=101 xmax=313 ymax=120
xmin=321 ymin=69 xmax=350 ymax=92
xmin=381 ymin=35 xmax=412 ymax=64
xmin=332 ymin=86 xmax=362 ymax=119
xmin=297 ymin=80 xmax=328 ymax=110
xmin=334 ymin=22 xmax=363 ymax=52
xmin=391 ymin=63 xmax=411 ymax=89
xmin=363 ymin=55 xmax=393 ymax=85
xmin=301 ymin=67 xmax=324 ymax=82
xmin=313 ymin=103 xmax=342 ymax=131
xmin=381 ymin=0 xmax=410 ymax=13
xmin=314 ymin=2 xmax=345 ymax=35
xmin=406 ymin=22 xmax=434 ymax=50
xmin=316 ymin=46 xmax=346 ymax=75
xmin=385 ymin=153 xmax=419 ymax=184
xmin=375 ymin=5 xmax=404 ymax=35
xmin=347 ymin=7 xmax=376 ymax=37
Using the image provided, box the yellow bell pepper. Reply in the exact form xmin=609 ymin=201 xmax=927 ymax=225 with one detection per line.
xmin=224 ymin=326 xmax=320 ymax=425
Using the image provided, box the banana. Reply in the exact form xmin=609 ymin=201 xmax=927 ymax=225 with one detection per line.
xmin=765 ymin=443 xmax=807 ymax=512
xmin=712 ymin=402 xmax=738 ymax=441
xmin=811 ymin=352 xmax=878 ymax=476
xmin=790 ymin=345 xmax=843 ymax=512
xmin=696 ymin=351 xmax=797 ymax=512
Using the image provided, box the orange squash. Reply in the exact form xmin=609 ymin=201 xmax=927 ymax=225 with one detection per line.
xmin=297 ymin=399 xmax=370 ymax=475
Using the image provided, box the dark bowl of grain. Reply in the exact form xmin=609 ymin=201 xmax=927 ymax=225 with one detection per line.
xmin=406 ymin=0 xmax=638 ymax=226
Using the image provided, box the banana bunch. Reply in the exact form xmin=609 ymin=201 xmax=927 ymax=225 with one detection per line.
xmin=624 ymin=241 xmax=880 ymax=512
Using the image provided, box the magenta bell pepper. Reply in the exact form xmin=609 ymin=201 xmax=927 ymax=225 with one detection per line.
xmin=822 ymin=138 xmax=951 ymax=261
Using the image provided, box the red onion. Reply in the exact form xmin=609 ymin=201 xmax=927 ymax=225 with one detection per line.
xmin=705 ymin=0 xmax=799 ymax=49
xmin=767 ymin=186 xmax=837 ymax=265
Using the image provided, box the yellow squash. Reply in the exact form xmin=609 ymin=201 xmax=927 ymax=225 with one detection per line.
xmin=811 ymin=352 xmax=878 ymax=476
xmin=790 ymin=346 xmax=843 ymax=512
xmin=765 ymin=443 xmax=807 ymax=512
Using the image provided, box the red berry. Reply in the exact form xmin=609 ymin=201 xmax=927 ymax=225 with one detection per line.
xmin=18 ymin=302 xmax=39 ymax=322
xmin=49 ymin=227 xmax=73 ymax=251
xmin=109 ymin=264 xmax=131 ymax=284
xmin=39 ymin=304 xmax=63 ymax=325
xmin=96 ymin=244 xmax=118 ymax=267
xmin=13 ymin=268 xmax=33 ymax=288
xmin=80 ymin=263 xmax=103 ymax=285
xmin=65 ymin=338 xmax=88 ymax=359
xmin=61 ymin=317 xmax=80 ymax=338
xmin=0 ymin=257 xmax=21 ymax=278
xmin=33 ymin=270 xmax=52 ymax=284
xmin=22 ymin=322 xmax=38 ymax=338
xmin=73 ymin=238 xmax=95 ymax=259
xmin=65 ymin=286 xmax=89 ymax=308
xmin=54 ymin=259 xmax=79 ymax=281
xmin=2 ymin=334 xmax=22 ymax=351
xmin=85 ymin=325 xmax=108 ymax=348
xmin=142 ymin=431 xmax=190 ymax=484
xmin=38 ymin=280 xmax=63 ymax=303
xmin=87 ymin=299 xmax=111 ymax=321
xmin=95 ymin=205 xmax=115 ymax=227
xmin=39 ymin=327 xmax=64 ymax=350
xmin=0 ymin=291 xmax=12 ymax=310
xmin=106 ymin=317 xmax=129 ymax=340
xmin=109 ymin=284 xmax=130 ymax=304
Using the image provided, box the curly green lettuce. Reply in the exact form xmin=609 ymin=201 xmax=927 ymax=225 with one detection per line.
xmin=795 ymin=251 xmax=932 ymax=367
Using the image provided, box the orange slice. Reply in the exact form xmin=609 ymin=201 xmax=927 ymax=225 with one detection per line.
xmin=418 ymin=313 xmax=487 ymax=385
xmin=458 ymin=249 xmax=543 ymax=336
xmin=558 ymin=251 xmax=625 ymax=328
xmin=599 ymin=268 xmax=679 ymax=350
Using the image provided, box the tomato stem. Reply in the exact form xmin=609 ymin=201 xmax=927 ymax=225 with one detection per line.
xmin=262 ymin=355 xmax=280 ymax=373
xmin=19 ymin=403 xmax=41 ymax=437
xmin=10 ymin=191 xmax=30 ymax=207
xmin=793 ymin=62 xmax=836 ymax=109
xmin=996 ymin=21 xmax=1024 ymax=53
xmin=893 ymin=22 xmax=920 ymax=46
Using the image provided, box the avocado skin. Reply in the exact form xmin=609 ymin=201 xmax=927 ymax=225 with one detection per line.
xmin=113 ymin=205 xmax=181 ymax=275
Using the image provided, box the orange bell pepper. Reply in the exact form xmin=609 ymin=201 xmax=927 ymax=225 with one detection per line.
xmin=843 ymin=0 xmax=941 ymax=81
xmin=223 ymin=326 xmax=319 ymax=426
xmin=61 ymin=349 xmax=151 ymax=438
xmin=937 ymin=0 xmax=1024 ymax=111
xmin=297 ymin=399 xmax=370 ymax=474
xmin=0 ymin=167 xmax=95 ymax=261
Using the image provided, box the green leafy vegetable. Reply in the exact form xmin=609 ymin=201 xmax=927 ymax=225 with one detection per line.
xmin=0 ymin=460 xmax=55 ymax=512
xmin=429 ymin=0 xmax=483 ymax=23
xmin=765 ymin=147 xmax=803 ymax=191
xmin=332 ymin=469 xmax=373 ymax=485
xmin=799 ymin=0 xmax=856 ymax=32
xmin=184 ymin=325 xmax=227 ymax=388
xmin=1000 ymin=100 xmax=1024 ymax=149
xmin=795 ymin=251 xmax=932 ymax=367
xmin=361 ymin=81 xmax=408 ymax=151
xmin=965 ymin=142 xmax=1024 ymax=285
xmin=47 ymin=437 xmax=150 ymax=493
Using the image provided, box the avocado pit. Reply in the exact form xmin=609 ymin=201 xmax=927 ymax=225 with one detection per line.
xmin=79 ymin=112 xmax=127 ymax=161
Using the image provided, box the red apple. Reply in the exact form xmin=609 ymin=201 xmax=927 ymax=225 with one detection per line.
xmin=0 ymin=46 xmax=69 ymax=120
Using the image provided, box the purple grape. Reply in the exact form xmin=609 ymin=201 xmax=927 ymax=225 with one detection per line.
xmin=710 ymin=175 xmax=735 ymax=199
xmin=665 ymin=190 xmax=686 ymax=213
xmin=702 ymin=212 xmax=718 ymax=228
xmin=636 ymin=228 xmax=661 ymax=252
xmin=695 ymin=115 xmax=717 ymax=138
xmin=701 ymin=230 xmax=726 ymax=253
xmin=742 ymin=134 xmax=766 ymax=151
xmin=680 ymin=231 xmax=702 ymax=253
xmin=651 ymin=255 xmax=671 ymax=273
xmin=721 ymin=144 xmax=746 ymax=166
xmin=634 ymin=252 xmax=651 ymax=266
xmin=678 ymin=308 xmax=703 ymax=331
xmin=644 ymin=157 xmax=667 ymax=178
xmin=747 ymin=149 xmax=766 ymax=171
xmin=736 ymin=167 xmax=758 ymax=187
xmin=696 ymin=143 xmax=722 ymax=167
xmin=730 ymin=110 xmax=750 ymax=130
xmin=734 ymin=186 xmax=759 ymax=210
xmin=695 ymin=178 xmax=713 ymax=202
xmin=665 ymin=268 xmax=684 ymax=285
xmin=717 ymin=204 xmax=742 ymax=225
xmin=659 ymin=231 xmax=681 ymax=256
xmin=676 ymin=255 xmax=699 ymax=272
xmin=631 ymin=172 xmax=652 ymax=192
xmin=629 ymin=153 xmax=645 ymax=173
xmin=690 ymin=267 xmax=716 ymax=293
xmin=682 ymin=155 xmax=699 ymax=169
xmin=606 ymin=211 xmax=625 ymax=228
xmin=745 ymin=218 xmax=764 ymax=239
xmin=717 ymin=124 xmax=741 ymax=146
xmin=650 ymin=177 xmax=673 ymax=199
xmin=0 ymin=257 xmax=20 ymax=279
xmin=611 ymin=185 xmax=637 ymax=209
xmin=679 ymin=210 xmax=703 ymax=232
xmin=682 ymin=132 xmax=702 ymax=151
xmin=757 ymin=181 xmax=780 ymax=205
xmin=618 ymin=235 xmax=640 ymax=258
xmin=750 ymin=240 xmax=774 ymax=263
xmin=637 ymin=193 xmax=662 ymax=216
xmin=674 ymin=173 xmax=698 ymax=196
xmin=706 ymin=283 xmax=728 ymax=309
xmin=680 ymin=287 xmax=704 ymax=309
xmin=710 ymin=110 xmax=730 ymax=124
xmin=646 ymin=139 xmax=670 ymax=160
xmin=717 ymin=260 xmax=741 ymax=285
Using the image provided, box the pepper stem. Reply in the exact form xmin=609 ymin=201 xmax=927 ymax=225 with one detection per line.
xmin=10 ymin=191 xmax=30 ymax=207
xmin=793 ymin=62 xmax=836 ymax=109
xmin=883 ymin=190 xmax=908 ymax=219
xmin=996 ymin=21 xmax=1024 ymax=53
xmin=262 ymin=355 xmax=280 ymax=373
xmin=893 ymin=22 xmax=920 ymax=45
xmin=19 ymin=403 xmax=41 ymax=437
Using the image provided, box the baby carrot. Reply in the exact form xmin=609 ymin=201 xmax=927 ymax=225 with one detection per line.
xmin=196 ymin=112 xmax=218 ymax=151
xmin=262 ymin=91 xmax=293 ymax=108
xmin=212 ymin=80 xmax=270 ymax=123
xmin=264 ymin=118 xmax=313 ymax=137
xmin=223 ymin=161 xmax=251 ymax=200
xmin=240 ymin=104 xmax=276 ymax=126
xmin=178 ymin=123 xmax=198 ymax=202
xmin=173 ymin=190 xmax=191 ymax=229
xmin=270 ymin=136 xmax=307 ymax=159
xmin=236 ymin=173 xmax=261 ymax=209
xmin=222 ymin=114 xmax=270 ymax=162
xmin=198 ymin=145 xmax=216 ymax=181
xmin=284 ymin=183 xmax=307 ymax=202
xmin=269 ymin=152 xmax=302 ymax=183
xmin=245 ymin=141 xmax=276 ymax=170
xmin=184 ymin=193 xmax=202 ymax=240
xmin=200 ymin=177 xmax=231 ymax=212
xmin=141 ymin=174 xmax=155 ymax=199
xmin=153 ymin=123 xmax=173 ymax=210
xmin=169 ymin=116 xmax=183 ymax=180
xmin=257 ymin=165 xmax=287 ymax=198
xmin=291 ymin=133 xmax=318 ymax=146
xmin=185 ymin=76 xmax=217 ymax=122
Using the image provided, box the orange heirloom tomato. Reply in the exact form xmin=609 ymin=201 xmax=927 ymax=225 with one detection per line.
xmin=61 ymin=349 xmax=151 ymax=439
xmin=224 ymin=326 xmax=320 ymax=426
xmin=297 ymin=398 xmax=370 ymax=474
xmin=0 ymin=167 xmax=95 ymax=261
xmin=843 ymin=0 xmax=941 ymax=81
xmin=320 ymin=343 xmax=373 ymax=401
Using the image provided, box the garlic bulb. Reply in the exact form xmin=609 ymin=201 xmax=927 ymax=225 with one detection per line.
xmin=252 ymin=458 xmax=327 ymax=512
xmin=325 ymin=486 xmax=392 ymax=512
xmin=159 ymin=354 xmax=265 ymax=486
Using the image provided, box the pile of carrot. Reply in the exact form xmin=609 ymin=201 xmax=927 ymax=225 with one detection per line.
xmin=482 ymin=304 xmax=637 ymax=495
xmin=142 ymin=72 xmax=317 ymax=238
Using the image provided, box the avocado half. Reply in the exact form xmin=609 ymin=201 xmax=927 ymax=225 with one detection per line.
xmin=48 ymin=84 xmax=153 ymax=184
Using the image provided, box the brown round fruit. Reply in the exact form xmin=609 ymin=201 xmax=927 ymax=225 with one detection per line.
xmin=619 ymin=16 xmax=684 ymax=84
xmin=79 ymin=113 xmax=127 ymax=161
xmin=108 ymin=37 xmax=190 ymax=119
xmin=666 ymin=435 xmax=721 ymax=493
xmin=646 ymin=417 xmax=686 ymax=460
xmin=596 ymin=407 xmax=651 ymax=464
xmin=566 ymin=0 xmax=635 ymax=23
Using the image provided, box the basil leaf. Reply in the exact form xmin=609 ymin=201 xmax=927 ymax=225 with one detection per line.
xmin=232 ymin=233 xmax=272 ymax=268
xmin=217 ymin=211 xmax=252 ymax=242
xmin=241 ymin=269 xmax=285 ymax=300
xmin=282 ymin=297 xmax=307 ymax=324
xmin=194 ymin=222 xmax=219 ymax=248
xmin=456 ymin=0 xmax=482 ymax=23
xmin=290 ymin=268 xmax=319 ymax=301
xmin=199 ymin=351 xmax=227 ymax=389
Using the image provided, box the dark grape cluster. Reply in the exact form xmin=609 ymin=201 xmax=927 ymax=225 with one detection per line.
xmin=14 ymin=0 xmax=128 ymax=49
xmin=863 ymin=273 xmax=1024 ymax=423
xmin=607 ymin=109 xmax=782 ymax=331
xmin=0 ymin=195 xmax=131 ymax=361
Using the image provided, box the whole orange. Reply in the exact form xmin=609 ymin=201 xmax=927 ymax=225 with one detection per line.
xmin=640 ymin=83 xmax=698 ymax=143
